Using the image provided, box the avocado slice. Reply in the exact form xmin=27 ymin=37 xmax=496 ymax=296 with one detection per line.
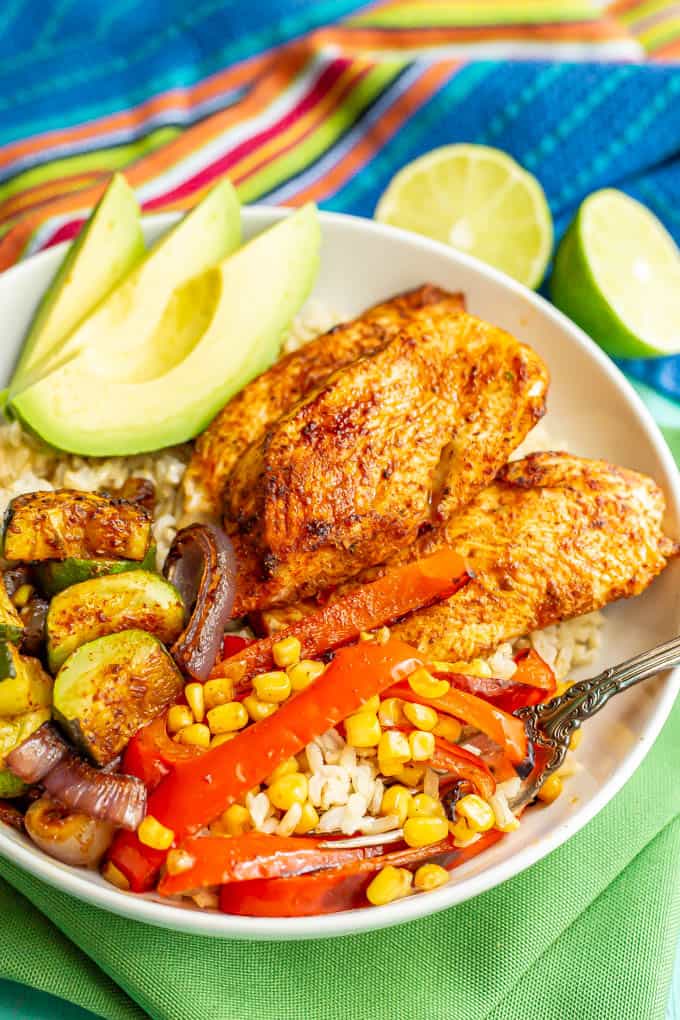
xmin=53 ymin=629 xmax=184 ymax=765
xmin=0 ymin=576 xmax=23 ymax=644
xmin=2 ymin=489 xmax=152 ymax=562
xmin=8 ymin=174 xmax=145 ymax=398
xmin=0 ymin=647 xmax=53 ymax=716
xmin=36 ymin=543 xmax=157 ymax=596
xmin=10 ymin=179 xmax=241 ymax=396
xmin=47 ymin=569 xmax=184 ymax=672
xmin=11 ymin=203 xmax=320 ymax=456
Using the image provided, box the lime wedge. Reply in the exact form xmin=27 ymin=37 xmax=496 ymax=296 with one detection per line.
xmin=375 ymin=144 xmax=553 ymax=289
xmin=551 ymin=189 xmax=680 ymax=359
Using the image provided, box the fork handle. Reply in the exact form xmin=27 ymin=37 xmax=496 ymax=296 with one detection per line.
xmin=516 ymin=633 xmax=680 ymax=775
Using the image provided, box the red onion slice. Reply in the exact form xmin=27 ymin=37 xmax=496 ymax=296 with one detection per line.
xmin=164 ymin=523 xmax=237 ymax=681
xmin=7 ymin=724 xmax=68 ymax=783
xmin=43 ymin=753 xmax=146 ymax=830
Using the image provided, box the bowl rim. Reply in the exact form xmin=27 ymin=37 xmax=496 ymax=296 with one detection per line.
xmin=1 ymin=203 xmax=678 ymax=940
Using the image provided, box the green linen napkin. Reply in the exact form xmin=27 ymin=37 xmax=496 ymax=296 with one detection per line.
xmin=0 ymin=699 xmax=678 ymax=1020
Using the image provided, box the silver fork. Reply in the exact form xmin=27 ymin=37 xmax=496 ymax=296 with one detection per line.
xmin=322 ymin=634 xmax=680 ymax=848
xmin=509 ymin=633 xmax=680 ymax=810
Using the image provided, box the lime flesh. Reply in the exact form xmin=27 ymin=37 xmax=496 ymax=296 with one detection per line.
xmin=375 ymin=144 xmax=553 ymax=289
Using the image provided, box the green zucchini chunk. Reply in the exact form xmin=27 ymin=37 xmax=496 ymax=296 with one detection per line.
xmin=47 ymin=569 xmax=184 ymax=672
xmin=0 ymin=642 xmax=17 ymax=681
xmin=0 ymin=576 xmax=24 ymax=644
xmin=0 ymin=707 xmax=51 ymax=763
xmin=0 ymin=647 xmax=53 ymax=717
xmin=52 ymin=629 xmax=184 ymax=765
xmin=2 ymin=489 xmax=151 ymax=562
xmin=36 ymin=544 xmax=157 ymax=596
xmin=0 ymin=769 xmax=27 ymax=798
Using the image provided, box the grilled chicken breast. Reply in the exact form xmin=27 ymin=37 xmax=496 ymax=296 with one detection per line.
xmin=184 ymin=285 xmax=465 ymax=515
xmin=389 ymin=452 xmax=677 ymax=660
xmin=221 ymin=302 xmax=548 ymax=614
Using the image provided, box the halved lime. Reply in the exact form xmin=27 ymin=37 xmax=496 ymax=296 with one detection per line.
xmin=375 ymin=144 xmax=553 ymax=289
xmin=551 ymin=189 xmax=680 ymax=359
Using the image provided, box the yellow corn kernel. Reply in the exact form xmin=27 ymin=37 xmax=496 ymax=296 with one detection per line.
xmin=378 ymin=697 xmax=404 ymax=727
xmin=243 ymin=694 xmax=278 ymax=722
xmin=266 ymin=756 xmax=299 ymax=786
xmin=101 ymin=860 xmax=130 ymax=890
xmin=165 ymin=849 xmax=195 ymax=875
xmin=215 ymin=804 xmax=251 ymax=837
xmin=184 ymin=682 xmax=205 ymax=723
xmin=287 ymin=659 xmax=325 ymax=691
xmin=11 ymin=584 xmax=33 ymax=609
xmin=211 ymin=733 xmax=236 ymax=748
xmin=408 ymin=793 xmax=445 ymax=819
xmin=176 ymin=723 xmax=211 ymax=748
xmin=345 ymin=712 xmax=382 ymax=748
xmin=448 ymin=817 xmax=478 ymax=845
xmin=272 ymin=635 xmax=302 ymax=668
xmin=253 ymin=670 xmax=291 ymax=704
xmin=403 ymin=815 xmax=448 ymax=848
xmin=537 ymin=774 xmax=563 ymax=804
xmin=203 ymin=676 xmax=235 ymax=710
xmin=408 ymin=668 xmax=450 ymax=700
xmin=569 ymin=729 xmax=583 ymax=751
xmin=379 ymin=756 xmax=406 ymax=778
xmin=206 ymin=702 xmax=248 ymax=734
xmin=433 ymin=716 xmax=462 ymax=743
xmin=167 ymin=704 xmax=194 ymax=734
xmin=366 ymin=865 xmax=413 ymax=906
xmin=268 ymin=773 xmax=309 ymax=811
xmin=555 ymin=680 xmax=571 ymax=698
xmin=409 ymin=730 xmax=435 ymax=762
xmin=414 ymin=862 xmax=450 ymax=892
xmin=137 ymin=815 xmax=175 ymax=851
xmin=380 ymin=784 xmax=412 ymax=825
xmin=294 ymin=801 xmax=320 ymax=835
xmin=402 ymin=702 xmax=438 ymax=732
xmin=378 ymin=730 xmax=410 ymax=764
xmin=395 ymin=765 xmax=426 ymax=787
xmin=360 ymin=694 xmax=381 ymax=713
xmin=359 ymin=630 xmax=374 ymax=642
xmin=457 ymin=794 xmax=495 ymax=833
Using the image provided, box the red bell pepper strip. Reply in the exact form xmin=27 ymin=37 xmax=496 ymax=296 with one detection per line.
xmin=219 ymin=830 xmax=503 ymax=917
xmin=511 ymin=648 xmax=556 ymax=691
xmin=108 ymin=829 xmax=166 ymax=893
xmin=221 ymin=634 xmax=250 ymax=659
xmin=429 ymin=736 xmax=496 ymax=800
xmin=159 ymin=833 xmax=393 ymax=896
xmin=389 ymin=681 xmax=528 ymax=764
xmin=149 ymin=638 xmax=424 ymax=843
xmin=122 ymin=713 xmax=204 ymax=790
xmin=210 ymin=549 xmax=468 ymax=686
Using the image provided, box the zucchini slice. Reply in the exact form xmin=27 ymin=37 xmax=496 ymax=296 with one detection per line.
xmin=2 ymin=489 xmax=151 ymax=562
xmin=36 ymin=544 xmax=157 ymax=597
xmin=0 ymin=576 xmax=24 ymax=644
xmin=47 ymin=569 xmax=184 ymax=672
xmin=0 ymin=770 xmax=27 ymax=798
xmin=53 ymin=629 xmax=184 ymax=765
xmin=0 ymin=642 xmax=17 ymax=681
xmin=0 ymin=647 xmax=53 ymax=717
xmin=0 ymin=707 xmax=52 ymax=763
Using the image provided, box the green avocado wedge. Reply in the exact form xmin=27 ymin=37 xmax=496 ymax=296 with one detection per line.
xmin=10 ymin=178 xmax=242 ymax=396
xmin=8 ymin=174 xmax=145 ymax=399
xmin=11 ymin=203 xmax=321 ymax=456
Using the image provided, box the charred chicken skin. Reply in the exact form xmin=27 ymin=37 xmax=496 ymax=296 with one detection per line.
xmin=185 ymin=285 xmax=549 ymax=614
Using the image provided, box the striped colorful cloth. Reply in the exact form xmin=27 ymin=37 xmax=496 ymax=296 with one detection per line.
xmin=0 ymin=0 xmax=678 ymax=423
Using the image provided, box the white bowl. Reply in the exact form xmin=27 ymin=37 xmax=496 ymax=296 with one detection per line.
xmin=0 ymin=206 xmax=678 ymax=940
